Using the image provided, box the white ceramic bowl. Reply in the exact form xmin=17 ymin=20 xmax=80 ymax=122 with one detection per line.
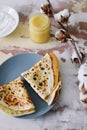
xmin=0 ymin=5 xmax=19 ymax=37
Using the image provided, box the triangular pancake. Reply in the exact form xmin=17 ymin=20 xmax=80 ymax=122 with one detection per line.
xmin=22 ymin=53 xmax=62 ymax=105
xmin=0 ymin=77 xmax=35 ymax=116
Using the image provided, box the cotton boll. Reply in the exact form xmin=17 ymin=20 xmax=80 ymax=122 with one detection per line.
xmin=78 ymin=61 xmax=87 ymax=104
xmin=40 ymin=4 xmax=53 ymax=17
xmin=55 ymin=29 xmax=67 ymax=42
xmin=54 ymin=9 xmax=70 ymax=23
xmin=80 ymin=92 xmax=87 ymax=104
xmin=71 ymin=48 xmax=85 ymax=63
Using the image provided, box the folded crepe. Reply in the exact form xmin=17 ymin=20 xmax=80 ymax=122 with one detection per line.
xmin=22 ymin=53 xmax=62 ymax=105
xmin=0 ymin=77 xmax=35 ymax=116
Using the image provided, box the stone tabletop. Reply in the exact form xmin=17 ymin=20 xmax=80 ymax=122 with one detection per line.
xmin=0 ymin=0 xmax=87 ymax=130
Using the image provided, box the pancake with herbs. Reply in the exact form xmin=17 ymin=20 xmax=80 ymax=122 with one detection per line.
xmin=22 ymin=53 xmax=62 ymax=105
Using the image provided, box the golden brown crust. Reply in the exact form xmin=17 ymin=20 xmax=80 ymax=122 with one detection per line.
xmin=48 ymin=53 xmax=62 ymax=104
xmin=52 ymin=74 xmax=62 ymax=104
xmin=0 ymin=104 xmax=35 ymax=116
xmin=0 ymin=77 xmax=33 ymax=107
xmin=49 ymin=52 xmax=59 ymax=88
xmin=0 ymin=77 xmax=35 ymax=116
xmin=37 ymin=52 xmax=61 ymax=105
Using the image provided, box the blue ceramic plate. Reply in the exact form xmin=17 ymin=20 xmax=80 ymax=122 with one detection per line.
xmin=0 ymin=53 xmax=55 ymax=118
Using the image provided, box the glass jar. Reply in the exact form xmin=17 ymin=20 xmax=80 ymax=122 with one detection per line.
xmin=29 ymin=13 xmax=51 ymax=43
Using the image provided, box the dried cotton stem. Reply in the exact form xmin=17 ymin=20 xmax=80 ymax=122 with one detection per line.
xmin=47 ymin=0 xmax=82 ymax=64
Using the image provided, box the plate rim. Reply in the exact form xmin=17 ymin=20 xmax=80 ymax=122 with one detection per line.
xmin=0 ymin=52 xmax=41 ymax=67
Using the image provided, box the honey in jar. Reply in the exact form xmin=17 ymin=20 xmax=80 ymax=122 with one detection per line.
xmin=29 ymin=13 xmax=51 ymax=43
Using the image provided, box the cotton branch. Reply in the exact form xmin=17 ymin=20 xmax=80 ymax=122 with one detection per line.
xmin=47 ymin=0 xmax=82 ymax=65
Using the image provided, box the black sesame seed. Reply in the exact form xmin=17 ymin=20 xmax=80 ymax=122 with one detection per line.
xmin=41 ymin=67 xmax=45 ymax=70
xmin=33 ymin=85 xmax=36 ymax=88
xmin=33 ymin=77 xmax=37 ymax=80
xmin=39 ymin=82 xmax=43 ymax=86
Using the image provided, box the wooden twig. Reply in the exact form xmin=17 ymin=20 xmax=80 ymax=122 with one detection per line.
xmin=70 ymin=39 xmax=82 ymax=64
xmin=47 ymin=0 xmax=82 ymax=64
xmin=47 ymin=0 xmax=68 ymax=32
xmin=47 ymin=0 xmax=54 ymax=16
xmin=58 ymin=21 xmax=68 ymax=31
